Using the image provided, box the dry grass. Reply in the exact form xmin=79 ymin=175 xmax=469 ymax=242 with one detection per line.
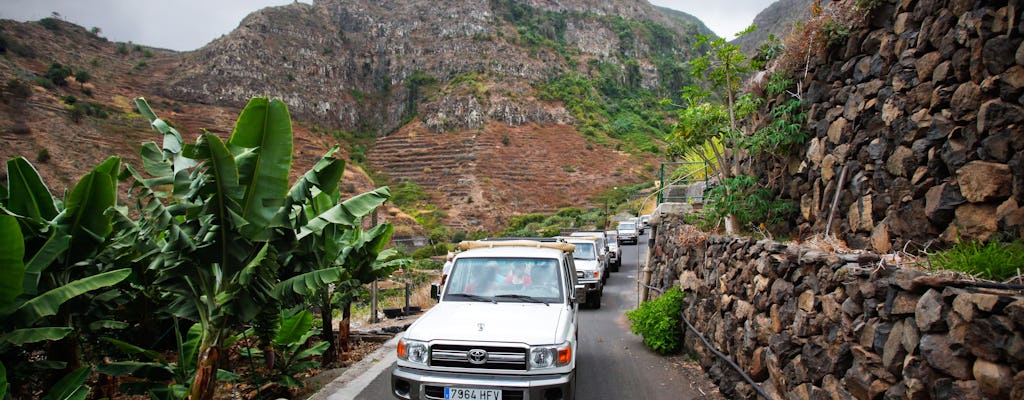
xmin=770 ymin=0 xmax=872 ymax=84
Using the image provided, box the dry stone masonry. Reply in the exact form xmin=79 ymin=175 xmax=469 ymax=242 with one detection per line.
xmin=646 ymin=210 xmax=1024 ymax=400
xmin=758 ymin=0 xmax=1024 ymax=251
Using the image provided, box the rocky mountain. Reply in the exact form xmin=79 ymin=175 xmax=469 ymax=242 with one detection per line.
xmin=732 ymin=0 xmax=828 ymax=56
xmin=0 ymin=0 xmax=719 ymax=234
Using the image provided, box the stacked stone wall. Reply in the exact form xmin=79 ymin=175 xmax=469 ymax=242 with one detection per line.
xmin=756 ymin=0 xmax=1024 ymax=251
xmin=647 ymin=211 xmax=1024 ymax=399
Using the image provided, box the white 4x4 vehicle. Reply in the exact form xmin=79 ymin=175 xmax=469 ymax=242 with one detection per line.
xmin=392 ymin=240 xmax=581 ymax=400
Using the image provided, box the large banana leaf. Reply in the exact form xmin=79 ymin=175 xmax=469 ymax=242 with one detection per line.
xmin=274 ymin=309 xmax=313 ymax=346
xmin=271 ymin=267 xmax=343 ymax=305
xmin=228 ymin=98 xmax=293 ymax=239
xmin=286 ymin=147 xmax=345 ymax=206
xmin=56 ymin=157 xmax=119 ymax=266
xmin=13 ymin=269 xmax=131 ymax=327
xmin=22 ymin=233 xmax=71 ymax=295
xmin=0 ymin=215 xmax=24 ymax=306
xmin=0 ymin=327 xmax=73 ymax=347
xmin=5 ymin=157 xmax=58 ymax=222
xmin=40 ymin=366 xmax=90 ymax=400
xmin=135 ymin=97 xmax=192 ymax=173
xmin=344 ymin=223 xmax=396 ymax=284
xmin=297 ymin=187 xmax=391 ymax=239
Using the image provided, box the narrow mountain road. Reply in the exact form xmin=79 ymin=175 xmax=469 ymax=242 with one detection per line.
xmin=343 ymin=232 xmax=722 ymax=399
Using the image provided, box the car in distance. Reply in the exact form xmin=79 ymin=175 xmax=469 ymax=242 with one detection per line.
xmin=616 ymin=221 xmax=638 ymax=245
xmin=568 ymin=231 xmax=610 ymax=280
xmin=604 ymin=230 xmax=620 ymax=271
xmin=558 ymin=236 xmax=604 ymax=309
xmin=392 ymin=239 xmax=581 ymax=400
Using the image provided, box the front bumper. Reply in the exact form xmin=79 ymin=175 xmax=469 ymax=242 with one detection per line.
xmin=578 ymin=279 xmax=602 ymax=294
xmin=392 ymin=366 xmax=575 ymax=400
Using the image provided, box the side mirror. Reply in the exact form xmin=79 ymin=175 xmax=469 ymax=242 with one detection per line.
xmin=573 ymin=285 xmax=587 ymax=304
xmin=430 ymin=283 xmax=441 ymax=301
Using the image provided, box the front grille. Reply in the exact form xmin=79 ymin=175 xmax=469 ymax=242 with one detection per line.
xmin=430 ymin=344 xmax=528 ymax=370
xmin=424 ymin=386 xmax=525 ymax=400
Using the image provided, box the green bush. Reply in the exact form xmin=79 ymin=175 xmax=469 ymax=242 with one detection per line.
xmin=411 ymin=243 xmax=450 ymax=259
xmin=45 ymin=63 xmax=72 ymax=86
xmin=928 ymin=240 xmax=1024 ymax=282
xmin=626 ymin=286 xmax=685 ymax=354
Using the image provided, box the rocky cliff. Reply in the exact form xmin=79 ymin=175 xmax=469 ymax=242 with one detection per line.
xmin=749 ymin=0 xmax=1024 ymax=250
xmin=0 ymin=0 xmax=716 ymax=233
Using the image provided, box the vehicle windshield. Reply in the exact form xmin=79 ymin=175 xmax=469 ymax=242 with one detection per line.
xmin=618 ymin=222 xmax=636 ymax=230
xmin=444 ymin=257 xmax=563 ymax=303
xmin=571 ymin=242 xmax=596 ymax=260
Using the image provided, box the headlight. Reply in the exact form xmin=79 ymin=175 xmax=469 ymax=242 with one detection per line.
xmin=529 ymin=343 xmax=572 ymax=369
xmin=397 ymin=339 xmax=428 ymax=365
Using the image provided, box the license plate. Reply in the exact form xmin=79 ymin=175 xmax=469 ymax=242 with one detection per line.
xmin=444 ymin=387 xmax=502 ymax=400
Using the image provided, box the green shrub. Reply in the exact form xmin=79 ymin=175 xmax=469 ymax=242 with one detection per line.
xmin=39 ymin=17 xmax=61 ymax=31
xmin=700 ymin=175 xmax=796 ymax=231
xmin=45 ymin=62 xmax=72 ymax=86
xmin=928 ymin=240 xmax=1024 ymax=282
xmin=411 ymin=243 xmax=451 ymax=259
xmin=36 ymin=148 xmax=50 ymax=163
xmin=626 ymin=286 xmax=685 ymax=354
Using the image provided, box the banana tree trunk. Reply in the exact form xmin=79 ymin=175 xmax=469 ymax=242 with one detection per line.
xmin=339 ymin=301 xmax=352 ymax=362
xmin=189 ymin=345 xmax=220 ymax=400
xmin=319 ymin=287 xmax=337 ymax=365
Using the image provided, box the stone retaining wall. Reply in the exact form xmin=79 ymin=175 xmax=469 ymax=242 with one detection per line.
xmin=749 ymin=0 xmax=1024 ymax=251
xmin=646 ymin=210 xmax=1024 ymax=399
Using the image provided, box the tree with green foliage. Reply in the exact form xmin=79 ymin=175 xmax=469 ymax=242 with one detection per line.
xmin=670 ymin=27 xmax=763 ymax=233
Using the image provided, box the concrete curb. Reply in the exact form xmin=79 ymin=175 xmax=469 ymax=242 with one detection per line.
xmin=308 ymin=332 xmax=404 ymax=400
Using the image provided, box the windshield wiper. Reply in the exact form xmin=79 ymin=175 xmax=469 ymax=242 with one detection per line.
xmin=447 ymin=293 xmax=496 ymax=303
xmin=494 ymin=294 xmax=549 ymax=306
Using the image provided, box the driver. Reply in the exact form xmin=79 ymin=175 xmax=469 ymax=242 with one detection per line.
xmin=504 ymin=262 xmax=532 ymax=286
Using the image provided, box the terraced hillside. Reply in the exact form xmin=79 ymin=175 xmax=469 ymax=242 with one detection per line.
xmin=369 ymin=121 xmax=652 ymax=230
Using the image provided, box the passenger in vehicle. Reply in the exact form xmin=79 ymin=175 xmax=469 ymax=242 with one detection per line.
xmin=504 ymin=263 xmax=533 ymax=287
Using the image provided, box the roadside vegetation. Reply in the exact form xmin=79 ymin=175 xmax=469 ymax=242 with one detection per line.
xmin=0 ymin=97 xmax=404 ymax=399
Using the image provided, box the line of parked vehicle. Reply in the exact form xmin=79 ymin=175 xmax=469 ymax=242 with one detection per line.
xmin=390 ymin=216 xmax=650 ymax=400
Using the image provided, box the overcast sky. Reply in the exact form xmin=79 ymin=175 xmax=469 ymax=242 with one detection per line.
xmin=0 ymin=0 xmax=774 ymax=52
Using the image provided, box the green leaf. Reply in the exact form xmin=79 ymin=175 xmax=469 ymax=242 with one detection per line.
xmin=274 ymin=310 xmax=313 ymax=346
xmin=57 ymin=162 xmax=118 ymax=265
xmin=14 ymin=269 xmax=131 ymax=326
xmin=298 ymin=187 xmax=391 ymax=239
xmin=0 ymin=327 xmax=73 ymax=346
xmin=95 ymin=361 xmax=171 ymax=379
xmin=100 ymin=337 xmax=164 ymax=361
xmin=287 ymin=147 xmax=345 ymax=205
xmin=22 ymin=233 xmax=70 ymax=296
xmin=0 ymin=215 xmax=25 ymax=306
xmin=5 ymin=157 xmax=58 ymax=222
xmin=228 ymin=98 xmax=293 ymax=238
xmin=41 ymin=366 xmax=91 ymax=400
xmin=0 ymin=361 xmax=7 ymax=400
xmin=272 ymin=268 xmax=342 ymax=302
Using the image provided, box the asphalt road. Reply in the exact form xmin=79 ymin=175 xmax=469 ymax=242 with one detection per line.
xmin=348 ymin=232 xmax=709 ymax=399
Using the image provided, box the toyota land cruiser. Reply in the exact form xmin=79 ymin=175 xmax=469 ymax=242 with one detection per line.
xmin=391 ymin=240 xmax=581 ymax=400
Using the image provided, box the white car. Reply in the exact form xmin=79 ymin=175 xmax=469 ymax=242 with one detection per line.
xmin=617 ymin=221 xmax=638 ymax=245
xmin=560 ymin=236 xmax=604 ymax=308
xmin=604 ymin=230 xmax=620 ymax=271
xmin=392 ymin=239 xmax=581 ymax=400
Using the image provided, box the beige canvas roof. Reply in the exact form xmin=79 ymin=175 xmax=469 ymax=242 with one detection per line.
xmin=458 ymin=240 xmax=575 ymax=252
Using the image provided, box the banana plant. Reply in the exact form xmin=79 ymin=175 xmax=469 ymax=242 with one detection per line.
xmin=239 ymin=308 xmax=329 ymax=388
xmin=1 ymin=156 xmax=131 ymax=397
xmin=272 ymin=148 xmax=392 ymax=364
xmin=132 ymin=97 xmax=293 ymax=400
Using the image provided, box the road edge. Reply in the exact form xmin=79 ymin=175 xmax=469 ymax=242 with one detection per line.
xmin=309 ymin=332 xmax=404 ymax=400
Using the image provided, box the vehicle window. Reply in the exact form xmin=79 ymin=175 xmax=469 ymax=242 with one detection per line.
xmin=571 ymin=243 xmax=596 ymax=260
xmin=445 ymin=257 xmax=563 ymax=302
xmin=618 ymin=222 xmax=636 ymax=230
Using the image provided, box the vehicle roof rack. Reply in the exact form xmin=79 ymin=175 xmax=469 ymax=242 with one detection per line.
xmin=459 ymin=240 xmax=575 ymax=252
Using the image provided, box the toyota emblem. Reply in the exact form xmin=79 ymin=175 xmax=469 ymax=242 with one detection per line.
xmin=467 ymin=349 xmax=488 ymax=364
